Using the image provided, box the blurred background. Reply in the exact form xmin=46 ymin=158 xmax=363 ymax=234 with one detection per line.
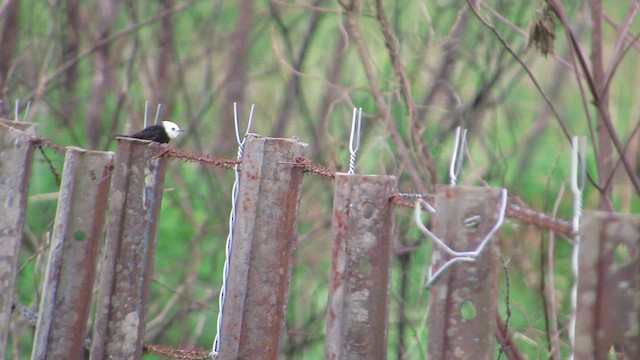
xmin=2 ymin=0 xmax=639 ymax=358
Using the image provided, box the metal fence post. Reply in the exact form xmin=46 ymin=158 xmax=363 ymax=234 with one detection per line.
xmin=90 ymin=138 xmax=168 ymax=360
xmin=0 ymin=119 xmax=37 ymax=358
xmin=324 ymin=173 xmax=397 ymax=360
xmin=575 ymin=211 xmax=640 ymax=359
xmin=31 ymin=147 xmax=114 ymax=360
xmin=427 ymin=185 xmax=503 ymax=360
xmin=217 ymin=134 xmax=306 ymax=360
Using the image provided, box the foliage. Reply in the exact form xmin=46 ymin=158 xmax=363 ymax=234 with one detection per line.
xmin=2 ymin=0 xmax=639 ymax=359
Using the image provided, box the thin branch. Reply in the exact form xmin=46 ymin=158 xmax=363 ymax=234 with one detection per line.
xmin=342 ymin=6 xmax=427 ymax=195
xmin=479 ymin=0 xmax=528 ymax=37
xmin=27 ymin=0 xmax=196 ymax=100
xmin=546 ymin=183 xmax=565 ymax=360
xmin=466 ymin=1 xmax=573 ymax=142
xmin=603 ymin=2 xmax=640 ymax=89
xmin=548 ymin=0 xmax=640 ymax=195
xmin=374 ymin=0 xmax=438 ymax=188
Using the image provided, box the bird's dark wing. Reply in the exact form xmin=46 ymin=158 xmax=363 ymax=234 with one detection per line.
xmin=127 ymin=125 xmax=170 ymax=143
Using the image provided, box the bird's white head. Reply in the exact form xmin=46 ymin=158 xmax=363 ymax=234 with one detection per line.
xmin=162 ymin=121 xmax=184 ymax=139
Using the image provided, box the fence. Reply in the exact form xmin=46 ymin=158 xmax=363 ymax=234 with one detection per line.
xmin=0 ymin=117 xmax=638 ymax=360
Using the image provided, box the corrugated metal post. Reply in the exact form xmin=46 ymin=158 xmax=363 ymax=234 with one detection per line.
xmin=31 ymin=147 xmax=114 ymax=360
xmin=427 ymin=186 xmax=503 ymax=360
xmin=574 ymin=211 xmax=640 ymax=359
xmin=217 ymin=134 xmax=306 ymax=360
xmin=90 ymin=138 xmax=168 ymax=360
xmin=324 ymin=173 xmax=397 ymax=360
xmin=0 ymin=119 xmax=37 ymax=358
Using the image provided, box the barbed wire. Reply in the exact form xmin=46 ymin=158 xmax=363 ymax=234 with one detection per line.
xmin=294 ymin=156 xmax=336 ymax=179
xmin=136 ymin=146 xmax=579 ymax=237
xmin=143 ymin=344 xmax=210 ymax=360
xmin=0 ymin=122 xmax=578 ymax=237
xmin=29 ymin=137 xmax=67 ymax=154
xmin=292 ymin=157 xmax=576 ymax=236
xmin=2 ymin=126 xmax=582 ymax=359
xmin=154 ymin=147 xmax=241 ymax=169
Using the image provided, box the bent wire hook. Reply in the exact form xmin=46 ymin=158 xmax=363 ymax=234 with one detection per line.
xmin=415 ymin=188 xmax=508 ymax=288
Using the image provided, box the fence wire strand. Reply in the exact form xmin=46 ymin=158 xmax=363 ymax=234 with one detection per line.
xmin=0 ymin=122 xmax=586 ymax=359
xmin=0 ymin=120 xmax=577 ymax=237
xmin=211 ymin=104 xmax=255 ymax=358
xmin=156 ymin=150 xmax=575 ymax=236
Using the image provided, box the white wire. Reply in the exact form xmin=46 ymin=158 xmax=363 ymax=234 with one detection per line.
xmin=24 ymin=101 xmax=31 ymax=122
xmin=568 ymin=136 xmax=586 ymax=360
xmin=144 ymin=101 xmax=149 ymax=129
xmin=154 ymin=103 xmax=163 ymax=125
xmin=449 ymin=127 xmax=467 ymax=186
xmin=348 ymin=107 xmax=362 ymax=175
xmin=212 ymin=103 xmax=255 ymax=358
xmin=415 ymin=188 xmax=508 ymax=288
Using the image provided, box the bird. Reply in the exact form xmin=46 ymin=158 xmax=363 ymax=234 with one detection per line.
xmin=124 ymin=121 xmax=184 ymax=143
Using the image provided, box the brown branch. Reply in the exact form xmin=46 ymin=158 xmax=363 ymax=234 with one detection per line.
xmin=0 ymin=0 xmax=19 ymax=115
xmin=603 ymin=12 xmax=640 ymax=51
xmin=466 ymin=1 xmax=573 ymax=142
xmin=374 ymin=0 xmax=438 ymax=189
xmin=495 ymin=314 xmax=526 ymax=360
xmin=603 ymin=2 xmax=640 ymax=89
xmin=271 ymin=0 xmax=323 ymax=138
xmin=548 ymin=0 xmax=640 ymax=196
xmin=217 ymin=0 xmax=255 ymax=154
xmin=341 ymin=5 xmax=427 ymax=195
xmin=589 ymin=0 xmax=615 ymax=208
xmin=546 ymin=183 xmax=564 ymax=360
xmin=27 ymin=0 xmax=195 ymax=100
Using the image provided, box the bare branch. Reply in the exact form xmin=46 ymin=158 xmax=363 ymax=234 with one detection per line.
xmin=342 ymin=6 xmax=427 ymax=194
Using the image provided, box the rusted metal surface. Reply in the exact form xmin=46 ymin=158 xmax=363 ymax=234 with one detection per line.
xmin=90 ymin=138 xmax=168 ymax=360
xmin=324 ymin=173 xmax=397 ymax=360
xmin=0 ymin=119 xmax=37 ymax=357
xmin=31 ymin=147 xmax=113 ymax=360
xmin=217 ymin=134 xmax=306 ymax=360
xmin=575 ymin=211 xmax=640 ymax=360
xmin=427 ymin=185 xmax=503 ymax=360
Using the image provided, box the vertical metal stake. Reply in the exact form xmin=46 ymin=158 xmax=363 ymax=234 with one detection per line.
xmin=216 ymin=134 xmax=306 ymax=360
xmin=325 ymin=173 xmax=397 ymax=360
xmin=574 ymin=211 xmax=640 ymax=359
xmin=427 ymin=185 xmax=503 ymax=360
xmin=0 ymin=119 xmax=37 ymax=358
xmin=90 ymin=138 xmax=168 ymax=360
xmin=32 ymin=147 xmax=114 ymax=360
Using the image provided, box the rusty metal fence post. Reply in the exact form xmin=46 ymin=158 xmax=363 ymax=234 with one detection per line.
xmin=216 ymin=134 xmax=306 ymax=360
xmin=0 ymin=119 xmax=37 ymax=358
xmin=90 ymin=138 xmax=168 ymax=360
xmin=427 ymin=186 xmax=503 ymax=360
xmin=574 ymin=211 xmax=640 ymax=359
xmin=31 ymin=147 xmax=114 ymax=360
xmin=325 ymin=173 xmax=397 ymax=360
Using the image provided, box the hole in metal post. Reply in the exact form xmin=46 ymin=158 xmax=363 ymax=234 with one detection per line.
xmin=464 ymin=215 xmax=481 ymax=233
xmin=460 ymin=300 xmax=476 ymax=319
xmin=358 ymin=259 xmax=372 ymax=276
xmin=88 ymin=169 xmax=97 ymax=181
xmin=361 ymin=201 xmax=375 ymax=219
xmin=73 ymin=230 xmax=86 ymax=241
xmin=613 ymin=243 xmax=631 ymax=269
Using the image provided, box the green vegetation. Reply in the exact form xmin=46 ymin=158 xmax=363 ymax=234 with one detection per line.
xmin=2 ymin=0 xmax=638 ymax=359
